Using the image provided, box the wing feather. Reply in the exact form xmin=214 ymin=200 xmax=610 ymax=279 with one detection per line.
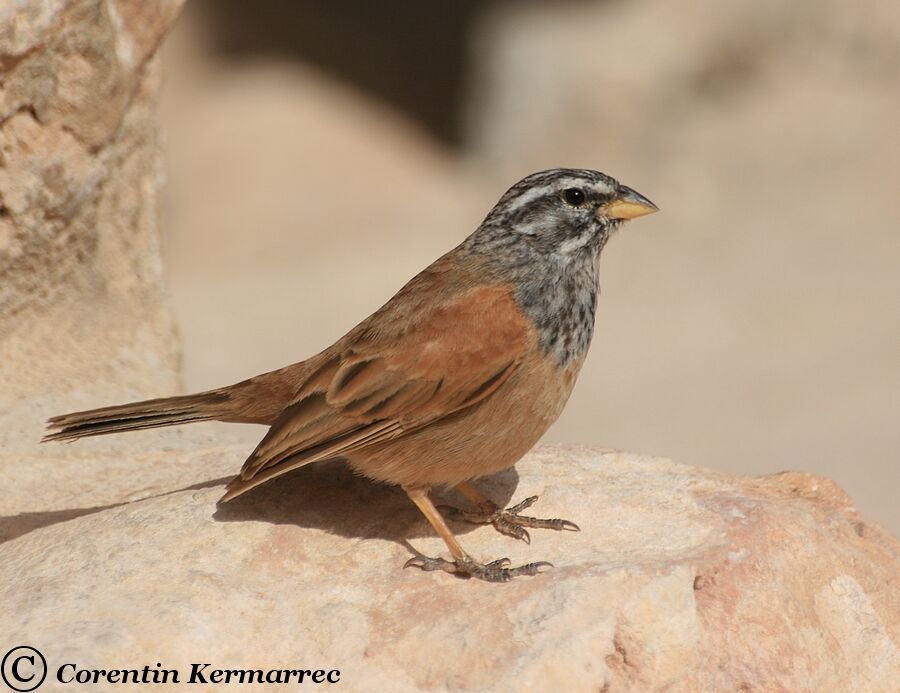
xmin=220 ymin=283 xmax=531 ymax=501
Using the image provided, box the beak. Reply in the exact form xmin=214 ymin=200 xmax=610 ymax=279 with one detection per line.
xmin=598 ymin=184 xmax=658 ymax=220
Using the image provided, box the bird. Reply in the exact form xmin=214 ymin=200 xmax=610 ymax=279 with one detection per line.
xmin=43 ymin=168 xmax=657 ymax=582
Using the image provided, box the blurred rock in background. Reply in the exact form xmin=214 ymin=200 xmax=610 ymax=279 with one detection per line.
xmin=0 ymin=0 xmax=184 ymax=448
xmin=160 ymin=0 xmax=899 ymax=532
xmin=196 ymin=0 xmax=498 ymax=145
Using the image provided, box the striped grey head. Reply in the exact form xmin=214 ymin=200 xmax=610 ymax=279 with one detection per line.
xmin=475 ymin=168 xmax=657 ymax=258
xmin=466 ymin=169 xmax=657 ymax=366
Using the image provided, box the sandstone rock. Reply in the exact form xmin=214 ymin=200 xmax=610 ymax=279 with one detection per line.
xmin=0 ymin=0 xmax=185 ymax=446
xmin=0 ymin=0 xmax=198 ymax=539
xmin=1 ymin=446 xmax=897 ymax=691
xmin=466 ymin=0 xmax=900 ymax=168
xmin=0 ymin=435 xmax=247 ymax=543
xmin=2 ymin=4 xmax=897 ymax=691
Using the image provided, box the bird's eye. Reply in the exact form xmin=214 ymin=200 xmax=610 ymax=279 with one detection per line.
xmin=562 ymin=188 xmax=586 ymax=206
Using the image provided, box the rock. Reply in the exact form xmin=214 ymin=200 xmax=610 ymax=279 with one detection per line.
xmin=0 ymin=435 xmax=247 ymax=543
xmin=0 ymin=0 xmax=205 ymax=534
xmin=2 ymin=445 xmax=897 ymax=691
xmin=2 ymin=5 xmax=897 ymax=691
xmin=466 ymin=0 xmax=900 ymax=168
xmin=0 ymin=0 xmax=185 ymax=447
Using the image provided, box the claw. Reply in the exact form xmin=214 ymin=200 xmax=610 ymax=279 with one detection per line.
xmin=494 ymin=516 xmax=531 ymax=544
xmin=486 ymin=557 xmax=511 ymax=569
xmin=506 ymin=495 xmax=540 ymax=514
xmin=404 ymin=555 xmax=461 ymax=573
xmin=403 ymin=553 xmax=552 ymax=582
xmin=442 ymin=493 xmax=579 ymax=543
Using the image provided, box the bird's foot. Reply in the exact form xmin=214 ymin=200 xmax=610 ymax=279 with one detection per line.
xmin=441 ymin=495 xmax=580 ymax=544
xmin=403 ymin=554 xmax=552 ymax=582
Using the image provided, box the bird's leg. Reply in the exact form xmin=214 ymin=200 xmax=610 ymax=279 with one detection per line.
xmin=443 ymin=481 xmax=580 ymax=544
xmin=402 ymin=485 xmax=551 ymax=582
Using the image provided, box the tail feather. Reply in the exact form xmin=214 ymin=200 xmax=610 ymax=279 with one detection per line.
xmin=42 ymin=391 xmax=231 ymax=442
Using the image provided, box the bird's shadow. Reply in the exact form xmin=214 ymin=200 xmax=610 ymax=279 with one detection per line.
xmin=212 ymin=460 xmax=520 ymax=551
xmin=0 ymin=462 xmax=518 ymax=553
xmin=0 ymin=476 xmax=232 ymax=544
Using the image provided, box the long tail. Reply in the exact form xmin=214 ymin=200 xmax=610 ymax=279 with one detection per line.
xmin=42 ymin=390 xmax=233 ymax=442
xmin=43 ymin=364 xmax=311 ymax=443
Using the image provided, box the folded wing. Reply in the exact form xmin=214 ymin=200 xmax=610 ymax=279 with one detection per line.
xmin=220 ymin=284 xmax=529 ymax=501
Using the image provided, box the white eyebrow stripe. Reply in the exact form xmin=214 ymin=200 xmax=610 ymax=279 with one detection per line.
xmin=507 ymin=176 xmax=615 ymax=214
xmin=505 ymin=183 xmax=557 ymax=213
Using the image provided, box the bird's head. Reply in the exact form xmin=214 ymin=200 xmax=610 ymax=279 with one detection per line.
xmin=477 ymin=168 xmax=657 ymax=258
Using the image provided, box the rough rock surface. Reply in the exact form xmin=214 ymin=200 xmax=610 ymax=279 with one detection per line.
xmin=2 ymin=4 xmax=897 ymax=692
xmin=0 ymin=0 xmax=185 ymax=448
xmin=2 ymin=446 xmax=897 ymax=692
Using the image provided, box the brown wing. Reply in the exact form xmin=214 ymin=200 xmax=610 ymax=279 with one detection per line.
xmin=219 ymin=283 xmax=530 ymax=501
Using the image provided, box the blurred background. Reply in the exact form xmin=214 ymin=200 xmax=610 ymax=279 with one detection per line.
xmin=158 ymin=0 xmax=899 ymax=532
